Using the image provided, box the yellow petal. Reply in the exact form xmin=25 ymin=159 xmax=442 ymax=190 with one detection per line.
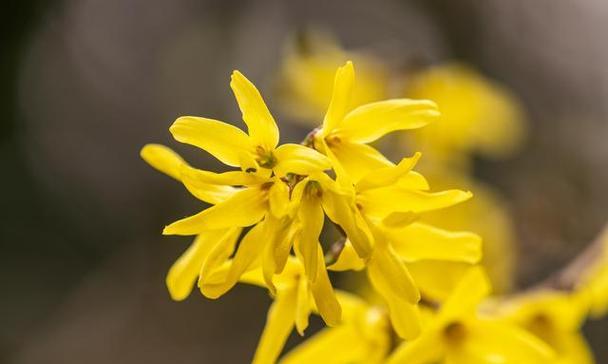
xmin=269 ymin=181 xmax=291 ymax=218
xmin=176 ymin=165 xmax=241 ymax=204
xmin=199 ymin=227 xmax=242 ymax=281
xmin=170 ymin=116 xmax=253 ymax=167
xmin=367 ymin=244 xmax=420 ymax=304
xmin=328 ymin=240 xmax=366 ymax=271
xmin=166 ymin=232 xmax=224 ymax=301
xmin=310 ymin=248 xmax=342 ymax=326
xmin=321 ymin=61 xmax=354 ymax=136
xmin=387 ymin=331 xmax=445 ymax=364
xmin=262 ymin=214 xmax=297 ymax=292
xmin=295 ymin=276 xmax=311 ymax=335
xmin=230 ymin=70 xmax=279 ymax=150
xmin=199 ymin=222 xmax=265 ymax=298
xmin=180 ymin=163 xmax=267 ymax=186
xmin=335 ymin=98 xmax=439 ymax=143
xmin=355 ymin=152 xmax=421 ymax=192
xmin=329 ymin=140 xmax=392 ymax=183
xmin=295 ymin=190 xmax=324 ymax=281
xmin=386 ymin=222 xmax=482 ymax=264
xmin=461 ymin=320 xmax=556 ymax=363
xmin=163 ymin=187 xmax=267 ymax=235
xmin=281 ymin=326 xmax=371 ymax=364
xmin=273 ymin=143 xmax=332 ymax=177
xmin=385 ymin=296 xmax=422 ymax=340
xmin=252 ymin=286 xmax=298 ymax=364
xmin=439 ymin=266 xmax=492 ymax=322
xmin=321 ymin=189 xmax=373 ymax=258
xmin=140 ymin=144 xmax=185 ymax=180
xmin=357 ymin=187 xmax=473 ymax=218
xmin=398 ymin=171 xmax=430 ymax=190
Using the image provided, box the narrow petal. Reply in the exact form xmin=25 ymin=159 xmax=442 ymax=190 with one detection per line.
xmin=140 ymin=144 xmax=185 ymax=180
xmin=268 ymin=180 xmax=291 ymax=218
xmin=310 ymin=248 xmax=342 ymax=326
xmin=439 ymin=266 xmax=492 ymax=322
xmin=170 ymin=116 xmax=253 ymax=167
xmin=199 ymin=227 xmax=242 ymax=281
xmin=321 ymin=61 xmax=355 ymax=136
xmin=262 ymin=214 xmax=297 ymax=292
xmin=273 ymin=143 xmax=332 ymax=177
xmin=178 ymin=164 xmax=242 ymax=204
xmin=385 ymin=223 xmax=482 ymax=264
xmin=329 ymin=140 xmax=392 ymax=183
xmin=199 ymin=222 xmax=265 ymax=298
xmin=295 ymin=277 xmax=311 ymax=335
xmin=385 ymin=297 xmax=422 ymax=340
xmin=166 ymin=232 xmax=225 ymax=301
xmin=252 ymin=286 xmax=298 ymax=364
xmin=230 ymin=70 xmax=279 ymax=150
xmin=357 ymin=187 xmax=473 ymax=218
xmin=367 ymin=244 xmax=420 ymax=304
xmin=295 ymin=191 xmax=324 ymax=281
xmin=356 ymin=152 xmax=421 ymax=192
xmin=335 ymin=98 xmax=439 ymax=143
xmin=163 ymin=187 xmax=267 ymax=235
xmin=321 ymin=189 xmax=373 ymax=258
xmin=387 ymin=332 xmax=445 ymax=364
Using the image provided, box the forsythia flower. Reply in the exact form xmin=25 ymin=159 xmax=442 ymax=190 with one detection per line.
xmin=494 ymin=290 xmax=594 ymax=364
xmin=386 ymin=267 xmax=555 ymax=364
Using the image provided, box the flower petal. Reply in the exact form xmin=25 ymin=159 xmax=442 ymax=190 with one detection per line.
xmin=199 ymin=222 xmax=265 ymax=298
xmin=439 ymin=266 xmax=492 ymax=322
xmin=273 ymin=143 xmax=332 ymax=177
xmin=387 ymin=331 xmax=445 ymax=364
xmin=295 ymin=190 xmax=324 ymax=281
xmin=310 ymin=248 xmax=342 ymax=327
xmin=328 ymin=240 xmax=366 ymax=272
xmin=170 ymin=116 xmax=253 ymax=167
xmin=357 ymin=187 xmax=473 ymax=218
xmin=321 ymin=189 xmax=373 ymax=258
xmin=329 ymin=140 xmax=392 ymax=183
xmin=268 ymin=180 xmax=291 ymax=218
xmin=335 ymin=98 xmax=439 ymax=143
xmin=321 ymin=61 xmax=354 ymax=136
xmin=199 ymin=227 xmax=242 ymax=281
xmin=252 ymin=286 xmax=298 ymax=364
xmin=356 ymin=152 xmax=421 ymax=192
xmin=230 ymin=70 xmax=279 ymax=150
xmin=385 ymin=295 xmax=422 ymax=340
xmin=295 ymin=276 xmax=311 ymax=335
xmin=367 ymin=244 xmax=420 ymax=304
xmin=386 ymin=223 xmax=482 ymax=264
xmin=140 ymin=144 xmax=185 ymax=180
xmin=163 ymin=187 xmax=267 ymax=235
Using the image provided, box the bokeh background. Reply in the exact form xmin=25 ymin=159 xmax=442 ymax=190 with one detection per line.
xmin=2 ymin=0 xmax=608 ymax=362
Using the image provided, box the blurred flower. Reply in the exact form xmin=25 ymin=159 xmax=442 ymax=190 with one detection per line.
xmin=386 ymin=267 xmax=555 ymax=364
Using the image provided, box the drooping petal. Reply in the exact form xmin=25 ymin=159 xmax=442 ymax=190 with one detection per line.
xmin=439 ymin=266 xmax=492 ymax=323
xmin=386 ymin=223 xmax=482 ymax=264
xmin=166 ymin=231 xmax=229 ymax=301
xmin=199 ymin=227 xmax=242 ymax=281
xmin=262 ymin=214 xmax=298 ymax=292
xmin=386 ymin=331 xmax=445 ymax=364
xmin=180 ymin=163 xmax=267 ymax=187
xmin=295 ymin=276 xmax=311 ymax=335
xmin=321 ymin=61 xmax=354 ymax=136
xmin=252 ymin=286 xmax=298 ymax=364
xmin=163 ymin=187 xmax=267 ymax=235
xmin=398 ymin=171 xmax=430 ymax=190
xmin=170 ymin=116 xmax=253 ymax=167
xmin=273 ymin=143 xmax=332 ymax=177
xmin=295 ymin=190 xmax=324 ymax=282
xmin=321 ymin=189 xmax=373 ymax=258
xmin=335 ymin=98 xmax=439 ymax=143
xmin=357 ymin=187 xmax=473 ymax=218
xmin=176 ymin=165 xmax=241 ymax=204
xmin=140 ymin=144 xmax=185 ymax=180
xmin=329 ymin=140 xmax=392 ymax=183
xmin=355 ymin=152 xmax=421 ymax=192
xmin=199 ymin=222 xmax=265 ymax=298
xmin=367 ymin=244 xmax=420 ymax=304
xmin=384 ymin=295 xmax=422 ymax=340
xmin=310 ymin=248 xmax=342 ymax=326
xmin=268 ymin=180 xmax=291 ymax=218
xmin=230 ymin=70 xmax=280 ymax=150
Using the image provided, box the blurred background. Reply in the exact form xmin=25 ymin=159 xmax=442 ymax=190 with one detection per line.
xmin=2 ymin=0 xmax=608 ymax=362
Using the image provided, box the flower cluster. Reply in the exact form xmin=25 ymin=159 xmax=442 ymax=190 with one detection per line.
xmin=141 ymin=61 xmax=499 ymax=362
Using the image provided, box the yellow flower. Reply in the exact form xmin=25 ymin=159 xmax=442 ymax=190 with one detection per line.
xmin=494 ymin=290 xmax=594 ymax=364
xmin=276 ymin=31 xmax=388 ymax=123
xmin=386 ymin=267 xmax=555 ymax=364
xmin=202 ymin=255 xmax=340 ymax=364
xmin=312 ymin=61 xmax=440 ymax=183
xmin=404 ymin=63 xmax=526 ymax=170
xmin=281 ymin=292 xmax=391 ymax=364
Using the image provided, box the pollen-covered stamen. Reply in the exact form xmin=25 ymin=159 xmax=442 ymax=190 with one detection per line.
xmin=304 ymin=180 xmax=323 ymax=198
xmin=443 ymin=321 xmax=467 ymax=343
xmin=255 ymin=145 xmax=277 ymax=169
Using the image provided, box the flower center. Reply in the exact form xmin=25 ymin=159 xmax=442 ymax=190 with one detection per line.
xmin=443 ymin=321 xmax=467 ymax=342
xmin=256 ymin=146 xmax=277 ymax=169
